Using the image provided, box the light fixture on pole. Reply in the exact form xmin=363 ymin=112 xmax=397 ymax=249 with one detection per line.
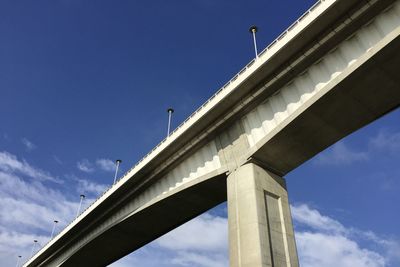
xmin=249 ymin=25 xmax=259 ymax=59
xmin=76 ymin=194 xmax=86 ymax=218
xmin=29 ymin=240 xmax=38 ymax=259
xmin=50 ymin=220 xmax=59 ymax=240
xmin=15 ymin=255 xmax=22 ymax=267
xmin=113 ymin=159 xmax=122 ymax=185
xmin=167 ymin=108 xmax=174 ymax=137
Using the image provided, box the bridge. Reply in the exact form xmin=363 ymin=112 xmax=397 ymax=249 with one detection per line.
xmin=24 ymin=0 xmax=400 ymax=266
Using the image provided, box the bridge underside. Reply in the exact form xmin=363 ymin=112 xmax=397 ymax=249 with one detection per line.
xmin=60 ymin=173 xmax=228 ymax=266
xmin=81 ymin=30 xmax=400 ymax=267
xmin=253 ymin=32 xmax=400 ymax=175
xmin=62 ymin=32 xmax=400 ymax=264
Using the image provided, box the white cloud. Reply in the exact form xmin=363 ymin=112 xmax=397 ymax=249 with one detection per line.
xmin=359 ymin=231 xmax=400 ymax=266
xmin=1 ymin=149 xmax=397 ymax=267
xmin=291 ymin=204 xmax=345 ymax=234
xmin=109 ymin=247 xmax=163 ymax=267
xmin=314 ymin=141 xmax=368 ymax=165
xmin=0 ymin=227 xmax=48 ymax=267
xmin=291 ymin=203 xmax=400 ymax=267
xmin=314 ymin=130 xmax=400 ymax=167
xmin=0 ymin=151 xmax=107 ymax=266
xmin=369 ymin=130 xmax=400 ymax=152
xmin=66 ymin=174 xmax=108 ymax=198
xmin=76 ymin=178 xmax=108 ymax=196
xmin=113 ymin=203 xmax=398 ymax=267
xmin=156 ymin=213 xmax=227 ymax=252
xmin=77 ymin=158 xmax=117 ymax=173
xmin=0 ymin=171 xmax=76 ymax=232
xmin=170 ymin=251 xmax=227 ymax=267
xmin=77 ymin=159 xmax=94 ymax=173
xmin=0 ymin=151 xmax=60 ymax=183
xmin=96 ymin=158 xmax=116 ymax=172
xmin=387 ymin=240 xmax=400 ymax=265
xmin=296 ymin=232 xmax=385 ymax=267
xmin=0 ymin=172 xmax=77 ymax=266
xmin=111 ymin=213 xmax=228 ymax=267
xmin=21 ymin=138 xmax=37 ymax=152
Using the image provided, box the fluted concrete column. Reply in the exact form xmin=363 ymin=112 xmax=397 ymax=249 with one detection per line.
xmin=227 ymin=163 xmax=299 ymax=267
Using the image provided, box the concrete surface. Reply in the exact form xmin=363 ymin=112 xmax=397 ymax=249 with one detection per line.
xmin=227 ymin=163 xmax=298 ymax=267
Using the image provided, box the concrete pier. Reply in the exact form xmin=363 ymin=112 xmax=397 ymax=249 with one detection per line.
xmin=227 ymin=163 xmax=298 ymax=267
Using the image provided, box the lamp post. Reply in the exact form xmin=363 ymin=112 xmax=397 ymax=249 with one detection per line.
xmin=113 ymin=159 xmax=122 ymax=185
xmin=76 ymin=194 xmax=86 ymax=218
xmin=167 ymin=108 xmax=174 ymax=137
xmin=249 ymin=25 xmax=259 ymax=59
xmin=15 ymin=255 xmax=22 ymax=267
xmin=29 ymin=240 xmax=38 ymax=259
xmin=50 ymin=220 xmax=59 ymax=240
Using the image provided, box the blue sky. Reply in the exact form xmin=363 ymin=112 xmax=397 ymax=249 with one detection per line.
xmin=0 ymin=0 xmax=399 ymax=266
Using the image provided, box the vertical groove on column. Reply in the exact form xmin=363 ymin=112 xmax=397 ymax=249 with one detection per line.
xmin=264 ymin=192 xmax=276 ymax=267
xmin=234 ymin=171 xmax=242 ymax=266
xmin=265 ymin=191 xmax=293 ymax=267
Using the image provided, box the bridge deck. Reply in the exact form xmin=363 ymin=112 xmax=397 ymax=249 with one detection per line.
xmin=24 ymin=0 xmax=400 ymax=266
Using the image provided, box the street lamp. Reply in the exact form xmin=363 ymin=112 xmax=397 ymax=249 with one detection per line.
xmin=15 ymin=255 xmax=22 ymax=267
xmin=167 ymin=108 xmax=174 ymax=137
xmin=249 ymin=25 xmax=259 ymax=59
xmin=113 ymin=159 xmax=122 ymax=185
xmin=29 ymin=240 xmax=38 ymax=259
xmin=50 ymin=220 xmax=59 ymax=240
xmin=76 ymin=194 xmax=86 ymax=218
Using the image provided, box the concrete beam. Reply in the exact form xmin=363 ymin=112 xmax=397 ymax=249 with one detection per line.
xmin=48 ymin=172 xmax=228 ymax=266
xmin=252 ymin=28 xmax=400 ymax=175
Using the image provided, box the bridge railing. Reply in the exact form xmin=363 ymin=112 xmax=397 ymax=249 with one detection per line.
xmin=25 ymin=0 xmax=327 ymax=264
xmin=118 ymin=0 xmax=324 ymax=182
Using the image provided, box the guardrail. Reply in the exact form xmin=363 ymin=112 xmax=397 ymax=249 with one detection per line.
xmin=24 ymin=0 xmax=326 ymax=265
xmin=120 ymin=0 xmax=324 ymax=182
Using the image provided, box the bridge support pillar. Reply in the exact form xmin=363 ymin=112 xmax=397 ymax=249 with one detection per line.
xmin=227 ymin=163 xmax=299 ymax=267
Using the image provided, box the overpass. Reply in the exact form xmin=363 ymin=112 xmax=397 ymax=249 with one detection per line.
xmin=24 ymin=0 xmax=400 ymax=266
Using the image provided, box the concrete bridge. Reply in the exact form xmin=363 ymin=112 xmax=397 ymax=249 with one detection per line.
xmin=24 ymin=0 xmax=400 ymax=266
